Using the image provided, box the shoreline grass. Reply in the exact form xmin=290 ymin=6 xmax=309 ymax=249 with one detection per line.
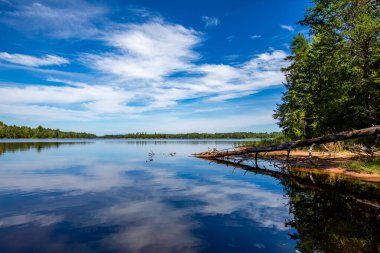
xmin=341 ymin=160 xmax=380 ymax=174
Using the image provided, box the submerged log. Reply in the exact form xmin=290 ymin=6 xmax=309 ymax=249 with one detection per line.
xmin=203 ymin=157 xmax=289 ymax=181
xmin=194 ymin=126 xmax=380 ymax=158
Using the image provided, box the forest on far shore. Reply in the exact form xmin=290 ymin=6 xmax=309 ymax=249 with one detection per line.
xmin=102 ymin=132 xmax=281 ymax=139
xmin=0 ymin=121 xmax=97 ymax=139
xmin=0 ymin=121 xmax=280 ymax=139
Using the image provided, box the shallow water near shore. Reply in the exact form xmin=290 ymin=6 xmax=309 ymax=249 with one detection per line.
xmin=0 ymin=139 xmax=379 ymax=253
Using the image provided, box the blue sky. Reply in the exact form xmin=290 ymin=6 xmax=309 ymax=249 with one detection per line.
xmin=0 ymin=0 xmax=311 ymax=135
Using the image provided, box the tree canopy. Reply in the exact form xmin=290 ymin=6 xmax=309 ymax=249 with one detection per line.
xmin=274 ymin=0 xmax=380 ymax=140
xmin=0 ymin=121 xmax=280 ymax=139
xmin=103 ymin=132 xmax=281 ymax=139
xmin=0 ymin=121 xmax=96 ymax=139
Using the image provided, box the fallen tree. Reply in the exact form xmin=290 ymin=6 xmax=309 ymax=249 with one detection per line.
xmin=193 ymin=126 xmax=380 ymax=159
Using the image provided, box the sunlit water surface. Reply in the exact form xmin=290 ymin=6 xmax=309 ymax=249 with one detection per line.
xmin=0 ymin=140 xmax=379 ymax=253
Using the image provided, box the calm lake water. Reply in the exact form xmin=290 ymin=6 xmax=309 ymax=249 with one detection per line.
xmin=0 ymin=139 xmax=379 ymax=253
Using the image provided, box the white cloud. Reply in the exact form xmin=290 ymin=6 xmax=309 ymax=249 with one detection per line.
xmin=201 ymin=16 xmax=220 ymax=27
xmin=280 ymin=24 xmax=294 ymax=32
xmin=0 ymin=80 xmax=142 ymax=119
xmin=243 ymin=50 xmax=287 ymax=72
xmin=223 ymin=54 xmax=240 ymax=61
xmin=0 ymin=47 xmax=286 ymax=123
xmin=85 ymin=21 xmax=201 ymax=80
xmin=250 ymin=34 xmax=261 ymax=39
xmin=174 ymin=50 xmax=287 ymax=102
xmin=226 ymin=35 xmax=235 ymax=42
xmin=0 ymin=52 xmax=69 ymax=67
xmin=0 ymin=104 xmax=96 ymax=121
xmin=0 ymin=1 xmax=107 ymax=38
xmin=0 ymin=13 xmax=287 ymax=130
xmin=138 ymin=112 xmax=276 ymax=133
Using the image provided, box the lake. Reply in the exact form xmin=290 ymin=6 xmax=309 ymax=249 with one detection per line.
xmin=0 ymin=140 xmax=379 ymax=253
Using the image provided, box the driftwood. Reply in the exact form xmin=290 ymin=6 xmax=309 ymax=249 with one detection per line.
xmin=194 ymin=126 xmax=380 ymax=159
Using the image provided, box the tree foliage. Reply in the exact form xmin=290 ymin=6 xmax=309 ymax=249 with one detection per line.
xmin=0 ymin=121 xmax=280 ymax=139
xmin=103 ymin=132 xmax=281 ymax=139
xmin=0 ymin=121 xmax=96 ymax=138
xmin=274 ymin=0 xmax=380 ymax=140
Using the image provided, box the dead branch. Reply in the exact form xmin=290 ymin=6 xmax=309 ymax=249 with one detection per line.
xmin=193 ymin=126 xmax=380 ymax=159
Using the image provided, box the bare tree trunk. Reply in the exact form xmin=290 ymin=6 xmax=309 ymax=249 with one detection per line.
xmin=308 ymin=143 xmax=315 ymax=164
xmin=194 ymin=126 xmax=380 ymax=159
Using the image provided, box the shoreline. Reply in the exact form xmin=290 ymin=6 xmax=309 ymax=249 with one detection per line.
xmin=258 ymin=150 xmax=380 ymax=183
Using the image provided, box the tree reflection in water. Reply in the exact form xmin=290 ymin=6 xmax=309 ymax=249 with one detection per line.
xmin=206 ymin=157 xmax=380 ymax=253
xmin=285 ymin=176 xmax=380 ymax=253
xmin=0 ymin=141 xmax=90 ymax=156
xmin=1 ymin=142 xmax=379 ymax=252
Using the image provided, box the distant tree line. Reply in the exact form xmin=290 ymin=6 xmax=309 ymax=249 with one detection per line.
xmin=103 ymin=132 xmax=282 ymax=139
xmin=0 ymin=121 xmax=97 ymax=139
xmin=274 ymin=0 xmax=380 ymax=140
xmin=0 ymin=121 xmax=281 ymax=139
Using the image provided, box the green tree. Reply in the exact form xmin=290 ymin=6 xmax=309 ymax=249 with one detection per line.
xmin=0 ymin=121 xmax=96 ymax=139
xmin=274 ymin=0 xmax=380 ymax=140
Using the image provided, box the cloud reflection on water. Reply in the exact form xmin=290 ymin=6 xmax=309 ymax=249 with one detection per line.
xmin=0 ymin=214 xmax=63 ymax=228
xmin=0 ymin=141 xmax=292 ymax=252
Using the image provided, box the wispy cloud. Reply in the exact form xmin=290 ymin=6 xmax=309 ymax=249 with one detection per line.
xmin=223 ymin=54 xmax=240 ymax=61
xmin=0 ymin=48 xmax=287 ymax=121
xmin=280 ymin=24 xmax=294 ymax=32
xmin=0 ymin=52 xmax=69 ymax=67
xmin=250 ymin=34 xmax=262 ymax=39
xmin=226 ymin=35 xmax=235 ymax=42
xmin=84 ymin=21 xmax=201 ymax=80
xmin=0 ymin=1 xmax=107 ymax=38
xmin=0 ymin=1 xmax=287 ymax=131
xmin=201 ymin=16 xmax=220 ymax=27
